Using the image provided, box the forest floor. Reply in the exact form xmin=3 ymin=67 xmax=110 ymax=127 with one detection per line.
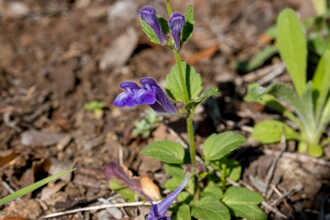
xmin=0 ymin=0 xmax=329 ymax=219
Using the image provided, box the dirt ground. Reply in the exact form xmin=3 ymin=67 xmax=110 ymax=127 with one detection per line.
xmin=0 ymin=0 xmax=329 ymax=219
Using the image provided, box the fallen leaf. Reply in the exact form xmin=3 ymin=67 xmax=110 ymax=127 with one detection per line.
xmin=140 ymin=176 xmax=161 ymax=200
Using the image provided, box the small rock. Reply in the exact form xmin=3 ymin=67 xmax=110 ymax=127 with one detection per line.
xmin=99 ymin=28 xmax=138 ymax=71
xmin=107 ymin=0 xmax=138 ymax=26
xmin=75 ymin=0 xmax=91 ymax=9
xmin=139 ymin=154 xmax=162 ymax=175
xmin=97 ymin=205 xmax=123 ymax=219
xmin=49 ymin=159 xmax=74 ymax=182
xmin=97 ymin=210 xmax=111 ymax=220
xmin=0 ymin=2 xmax=30 ymax=18
xmin=21 ymin=130 xmax=65 ymax=147
xmin=106 ymin=206 xmax=123 ymax=219
xmin=40 ymin=182 xmax=66 ymax=201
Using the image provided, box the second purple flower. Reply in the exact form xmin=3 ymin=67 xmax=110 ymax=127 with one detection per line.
xmin=113 ymin=78 xmax=177 ymax=115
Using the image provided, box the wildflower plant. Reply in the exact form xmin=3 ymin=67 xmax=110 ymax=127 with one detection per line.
xmin=245 ymin=8 xmax=330 ymax=157
xmin=112 ymin=1 xmax=266 ymax=220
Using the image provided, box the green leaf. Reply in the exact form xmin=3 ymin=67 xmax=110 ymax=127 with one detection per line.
xmin=312 ymin=0 xmax=327 ymax=15
xmin=223 ymin=187 xmax=267 ymax=220
xmin=177 ymin=204 xmax=191 ymax=220
xmin=223 ymin=158 xmax=242 ymax=182
xmin=266 ymin=26 xmax=277 ymax=39
xmin=158 ymin=17 xmax=170 ymax=35
xmin=247 ymin=45 xmax=278 ymax=71
xmin=109 ymin=178 xmax=126 ymax=191
xmin=177 ymin=191 xmax=192 ymax=203
xmin=252 ymin=120 xmax=299 ymax=144
xmin=186 ymin=88 xmax=220 ymax=110
xmin=164 ymin=177 xmax=184 ymax=190
xmin=313 ymin=50 xmax=330 ymax=120
xmin=308 ymin=145 xmax=323 ymax=157
xmin=246 ymin=83 xmax=310 ymax=127
xmin=141 ymin=140 xmax=185 ymax=164
xmin=164 ymin=164 xmax=185 ymax=177
xmin=0 ymin=168 xmax=75 ymax=205
xmin=140 ymin=19 xmax=160 ymax=44
xmin=320 ymin=98 xmax=330 ymax=125
xmin=109 ymin=178 xmax=138 ymax=202
xmin=191 ymin=197 xmax=230 ymax=220
xmin=182 ymin=5 xmax=194 ymax=42
xmin=203 ymin=131 xmax=245 ymax=162
xmin=118 ymin=188 xmax=136 ymax=202
xmin=166 ymin=61 xmax=202 ymax=102
xmin=84 ymin=101 xmax=105 ymax=111
xmin=277 ymin=8 xmax=307 ymax=97
xmin=309 ymin=33 xmax=327 ymax=55
xmin=201 ymin=185 xmax=223 ymax=200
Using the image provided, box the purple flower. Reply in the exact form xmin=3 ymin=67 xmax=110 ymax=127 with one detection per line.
xmin=140 ymin=6 xmax=165 ymax=44
xmin=113 ymin=81 xmax=140 ymax=107
xmin=147 ymin=175 xmax=189 ymax=220
xmin=104 ymin=162 xmax=151 ymax=200
xmin=169 ymin=13 xmax=186 ymax=50
xmin=113 ymin=78 xmax=176 ymax=115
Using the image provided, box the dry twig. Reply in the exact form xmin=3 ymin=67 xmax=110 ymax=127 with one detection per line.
xmin=265 ymin=132 xmax=287 ymax=198
xmin=271 ymin=184 xmax=303 ymax=207
xmin=263 ymin=149 xmax=330 ymax=167
xmin=42 ymin=201 xmax=156 ymax=219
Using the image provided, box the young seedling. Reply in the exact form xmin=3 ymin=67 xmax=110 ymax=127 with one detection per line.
xmin=133 ymin=109 xmax=162 ymax=138
xmin=112 ymin=1 xmax=267 ymax=219
xmin=245 ymin=8 xmax=330 ymax=157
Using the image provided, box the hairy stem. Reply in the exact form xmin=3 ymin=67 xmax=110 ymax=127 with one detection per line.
xmin=167 ymin=0 xmax=197 ymax=168
xmin=176 ymin=52 xmax=197 ymax=167
xmin=175 ymin=51 xmax=190 ymax=104
xmin=187 ymin=110 xmax=197 ymax=167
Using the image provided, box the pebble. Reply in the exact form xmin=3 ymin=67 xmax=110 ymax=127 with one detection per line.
xmin=99 ymin=28 xmax=138 ymax=71
xmin=1 ymin=2 xmax=30 ymax=18
xmin=107 ymin=0 xmax=138 ymax=26
xmin=21 ymin=130 xmax=65 ymax=147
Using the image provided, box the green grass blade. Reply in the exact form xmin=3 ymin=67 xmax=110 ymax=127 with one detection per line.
xmin=0 ymin=168 xmax=75 ymax=205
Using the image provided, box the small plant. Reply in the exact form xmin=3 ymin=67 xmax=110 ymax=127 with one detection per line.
xmin=245 ymin=8 xmax=330 ymax=157
xmin=84 ymin=100 xmax=106 ymax=116
xmin=112 ymin=1 xmax=267 ymax=219
xmin=133 ymin=110 xmax=162 ymax=138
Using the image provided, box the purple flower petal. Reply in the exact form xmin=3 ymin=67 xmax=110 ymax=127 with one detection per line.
xmin=104 ymin=162 xmax=152 ymax=200
xmin=140 ymin=78 xmax=177 ymax=115
xmin=169 ymin=13 xmax=186 ymax=50
xmin=120 ymin=81 xmax=140 ymax=91
xmin=147 ymin=175 xmax=190 ymax=219
xmin=135 ymin=89 xmax=156 ymax=105
xmin=140 ymin=6 xmax=165 ymax=43
xmin=113 ymin=92 xmax=136 ymax=107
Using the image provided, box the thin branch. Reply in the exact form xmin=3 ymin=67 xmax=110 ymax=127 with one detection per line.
xmin=271 ymin=184 xmax=303 ymax=207
xmin=42 ymin=201 xmax=155 ymax=219
xmin=265 ymin=132 xmax=287 ymax=198
xmin=263 ymin=149 xmax=330 ymax=167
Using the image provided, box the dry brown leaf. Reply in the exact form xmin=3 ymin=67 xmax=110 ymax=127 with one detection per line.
xmin=140 ymin=176 xmax=161 ymax=200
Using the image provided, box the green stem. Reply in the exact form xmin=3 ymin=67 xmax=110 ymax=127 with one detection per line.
xmin=175 ymin=51 xmax=196 ymax=167
xmin=166 ymin=0 xmax=173 ymax=17
xmin=175 ymin=51 xmax=189 ymax=104
xmin=187 ymin=110 xmax=197 ymax=167
xmin=221 ymin=163 xmax=227 ymax=189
